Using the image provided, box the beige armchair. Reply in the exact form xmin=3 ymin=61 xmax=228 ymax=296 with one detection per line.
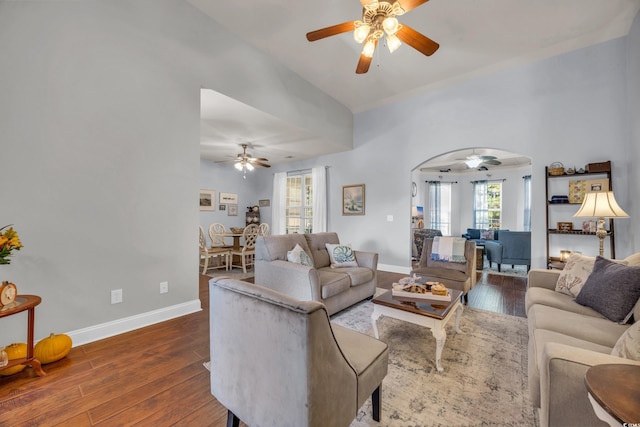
xmin=411 ymin=238 xmax=476 ymax=303
xmin=209 ymin=277 xmax=389 ymax=427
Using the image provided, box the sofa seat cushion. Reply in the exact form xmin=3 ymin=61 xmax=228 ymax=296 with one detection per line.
xmin=528 ymin=304 xmax=629 ymax=348
xmin=317 ymin=270 xmax=351 ymax=299
xmin=528 ymin=328 xmax=613 ymax=408
xmin=318 ymin=266 xmax=373 ymax=288
xmin=525 ymin=287 xmax=604 ymax=318
xmin=412 ymin=266 xmax=468 ymax=282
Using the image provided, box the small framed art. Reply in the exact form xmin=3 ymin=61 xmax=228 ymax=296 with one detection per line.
xmin=220 ymin=192 xmax=238 ymax=204
xmin=557 ymin=222 xmax=573 ymax=232
xmin=199 ymin=190 xmax=215 ymax=211
xmin=228 ymin=205 xmax=238 ymax=216
xmin=585 ymin=178 xmax=609 ymax=193
xmin=343 ymin=184 xmax=365 ymax=216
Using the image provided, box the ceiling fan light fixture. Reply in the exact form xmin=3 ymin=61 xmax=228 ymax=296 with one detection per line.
xmin=382 ymin=16 xmax=398 ymax=35
xmin=353 ymin=21 xmax=370 ymax=43
xmin=234 ymin=162 xmax=243 ymax=171
xmin=465 ymin=157 xmax=483 ymax=168
xmin=246 ymin=162 xmax=254 ymax=171
xmin=362 ymin=37 xmax=376 ymax=58
xmin=386 ymin=33 xmax=401 ymax=53
xmin=362 ymin=0 xmax=379 ymax=11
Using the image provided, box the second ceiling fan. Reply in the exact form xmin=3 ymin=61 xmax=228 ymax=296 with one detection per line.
xmin=306 ymin=0 xmax=439 ymax=74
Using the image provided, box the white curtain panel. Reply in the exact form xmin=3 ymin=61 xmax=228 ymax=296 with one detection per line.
xmin=312 ymin=166 xmax=327 ymax=232
xmin=272 ymin=172 xmax=287 ymax=235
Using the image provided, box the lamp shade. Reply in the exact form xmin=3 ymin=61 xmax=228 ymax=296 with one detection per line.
xmin=573 ymin=191 xmax=629 ymax=218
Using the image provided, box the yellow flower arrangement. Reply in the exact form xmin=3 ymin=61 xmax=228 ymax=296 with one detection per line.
xmin=0 ymin=225 xmax=23 ymax=265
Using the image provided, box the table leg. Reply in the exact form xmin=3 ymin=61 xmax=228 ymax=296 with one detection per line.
xmin=371 ymin=311 xmax=381 ymax=339
xmin=27 ymin=307 xmax=46 ymax=376
xmin=455 ymin=304 xmax=464 ymax=334
xmin=431 ymin=325 xmax=446 ymax=372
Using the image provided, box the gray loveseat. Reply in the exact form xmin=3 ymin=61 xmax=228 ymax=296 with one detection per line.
xmin=255 ymin=232 xmax=378 ymax=315
xmin=526 ymin=253 xmax=640 ymax=427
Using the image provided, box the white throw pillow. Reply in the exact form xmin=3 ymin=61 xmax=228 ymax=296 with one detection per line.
xmin=611 ymin=321 xmax=640 ymax=361
xmin=287 ymin=244 xmax=313 ymax=267
xmin=325 ymin=243 xmax=358 ymax=268
xmin=555 ymin=253 xmax=596 ymax=297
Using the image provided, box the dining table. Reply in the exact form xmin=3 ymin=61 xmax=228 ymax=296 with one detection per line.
xmin=222 ymin=233 xmax=243 ymax=251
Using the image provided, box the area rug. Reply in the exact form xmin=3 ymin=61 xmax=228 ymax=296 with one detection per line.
xmin=331 ymin=289 xmax=538 ymax=427
xmin=481 ymin=259 xmax=528 ymax=277
xmin=205 ymin=267 xmax=254 ymax=281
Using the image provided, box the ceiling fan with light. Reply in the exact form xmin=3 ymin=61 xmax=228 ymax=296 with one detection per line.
xmin=457 ymin=150 xmax=502 ymax=168
xmin=216 ymin=144 xmax=271 ymax=175
xmin=306 ymin=0 xmax=439 ymax=74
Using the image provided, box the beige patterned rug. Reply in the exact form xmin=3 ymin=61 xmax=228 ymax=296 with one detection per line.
xmin=331 ymin=290 xmax=538 ymax=427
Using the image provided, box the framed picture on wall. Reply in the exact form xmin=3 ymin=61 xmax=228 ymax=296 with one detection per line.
xmin=219 ymin=204 xmax=226 ymax=211
xmin=342 ymin=184 xmax=365 ymax=216
xmin=220 ymin=192 xmax=238 ymax=204
xmin=228 ymin=205 xmax=238 ymax=216
xmin=199 ymin=190 xmax=215 ymax=211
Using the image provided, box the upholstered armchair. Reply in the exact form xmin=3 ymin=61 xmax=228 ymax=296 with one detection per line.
xmin=209 ymin=277 xmax=389 ymax=427
xmin=484 ymin=230 xmax=531 ymax=272
xmin=411 ymin=238 xmax=476 ymax=303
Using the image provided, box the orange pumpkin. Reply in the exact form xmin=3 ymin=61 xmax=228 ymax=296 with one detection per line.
xmin=34 ymin=333 xmax=72 ymax=364
xmin=0 ymin=343 xmax=27 ymax=376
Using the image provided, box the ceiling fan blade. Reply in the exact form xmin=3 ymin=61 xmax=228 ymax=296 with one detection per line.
xmin=356 ymin=39 xmax=377 ymax=74
xmin=397 ymin=0 xmax=429 ymax=13
xmin=251 ymin=161 xmax=271 ymax=168
xmin=484 ymin=160 xmax=501 ymax=165
xmin=396 ymin=24 xmax=439 ymax=56
xmin=250 ymin=157 xmax=269 ymax=162
xmin=306 ymin=21 xmax=356 ymax=42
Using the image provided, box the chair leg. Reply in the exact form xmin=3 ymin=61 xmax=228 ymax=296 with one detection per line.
xmin=463 ymin=293 xmax=469 ymax=305
xmin=498 ymin=264 xmax=501 ymax=272
xmin=242 ymin=255 xmax=247 ymax=273
xmin=372 ymin=385 xmax=381 ymax=422
xmin=202 ymin=256 xmax=209 ymax=274
xmin=226 ymin=410 xmax=240 ymax=427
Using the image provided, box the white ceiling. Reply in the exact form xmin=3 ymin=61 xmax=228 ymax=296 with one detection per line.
xmin=192 ymin=0 xmax=640 ymax=164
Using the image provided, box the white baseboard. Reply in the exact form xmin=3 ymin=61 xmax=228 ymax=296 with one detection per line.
xmin=66 ymin=299 xmax=202 ymax=347
xmin=378 ymin=263 xmax=411 ymax=275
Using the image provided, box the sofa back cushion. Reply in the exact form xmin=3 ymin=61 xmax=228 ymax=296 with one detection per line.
xmin=305 ymin=232 xmax=340 ymax=269
xmin=255 ymin=234 xmax=312 ymax=263
xmin=466 ymin=228 xmax=481 ymax=239
xmin=611 ymin=321 xmax=640 ymax=360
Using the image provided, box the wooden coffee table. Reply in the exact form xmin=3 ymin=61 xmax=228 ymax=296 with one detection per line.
xmin=371 ymin=289 xmax=463 ymax=372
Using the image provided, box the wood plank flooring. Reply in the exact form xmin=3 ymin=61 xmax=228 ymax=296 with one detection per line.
xmin=0 ymin=270 xmax=527 ymax=426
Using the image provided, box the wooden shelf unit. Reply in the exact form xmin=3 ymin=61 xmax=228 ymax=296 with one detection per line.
xmin=545 ymin=163 xmax=615 ymax=268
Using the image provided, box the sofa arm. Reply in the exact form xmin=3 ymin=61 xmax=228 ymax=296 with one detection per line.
xmin=254 ymin=260 xmax=321 ymax=301
xmin=527 ymin=269 xmax=560 ymax=291
xmin=354 ymin=250 xmax=378 ymax=270
xmin=461 ymin=234 xmax=471 ymax=239
xmin=540 ymin=342 xmax=640 ymax=427
xmin=483 ymin=241 xmax=502 ymax=262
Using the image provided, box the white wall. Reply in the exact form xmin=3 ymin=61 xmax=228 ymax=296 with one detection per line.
xmin=628 ymin=11 xmax=640 ymax=249
xmin=260 ymin=33 xmax=637 ymax=273
xmin=0 ymin=0 xmax=351 ymax=345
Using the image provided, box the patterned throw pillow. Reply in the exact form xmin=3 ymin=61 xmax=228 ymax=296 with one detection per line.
xmin=555 ymin=253 xmax=596 ymax=297
xmin=325 ymin=243 xmax=358 ymax=268
xmin=287 ymin=244 xmax=313 ymax=267
xmin=611 ymin=321 xmax=640 ymax=361
xmin=480 ymin=230 xmax=494 ymax=240
xmin=575 ymin=256 xmax=640 ymax=323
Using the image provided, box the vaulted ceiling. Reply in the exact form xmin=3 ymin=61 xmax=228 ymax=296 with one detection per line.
xmin=191 ymin=0 xmax=640 ymax=164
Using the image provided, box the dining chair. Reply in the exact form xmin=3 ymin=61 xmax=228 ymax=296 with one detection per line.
xmin=208 ymin=223 xmax=232 ymax=249
xmin=259 ymin=222 xmax=270 ymax=236
xmin=231 ymin=224 xmax=260 ymax=273
xmin=199 ymin=226 xmax=230 ymax=274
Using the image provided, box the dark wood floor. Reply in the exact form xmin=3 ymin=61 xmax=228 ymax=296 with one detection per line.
xmin=0 ymin=270 xmax=527 ymax=426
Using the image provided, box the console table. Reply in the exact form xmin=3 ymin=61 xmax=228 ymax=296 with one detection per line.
xmin=0 ymin=295 xmax=46 ymax=376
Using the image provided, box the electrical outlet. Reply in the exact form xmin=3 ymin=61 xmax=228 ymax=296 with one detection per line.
xmin=387 ymin=215 xmax=394 ymax=222
xmin=111 ymin=289 xmax=123 ymax=304
xmin=160 ymin=281 xmax=169 ymax=294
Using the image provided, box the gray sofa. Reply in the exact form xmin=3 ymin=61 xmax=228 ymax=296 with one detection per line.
xmin=484 ymin=230 xmax=531 ymax=271
xmin=526 ymin=255 xmax=640 ymax=427
xmin=255 ymin=232 xmax=378 ymax=315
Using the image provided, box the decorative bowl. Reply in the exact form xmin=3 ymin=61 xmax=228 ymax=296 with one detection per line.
xmin=230 ymin=227 xmax=245 ymax=234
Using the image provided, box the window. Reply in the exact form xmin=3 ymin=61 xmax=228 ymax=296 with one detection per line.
xmin=428 ymin=182 xmax=452 ymax=235
xmin=285 ymin=172 xmax=313 ymax=234
xmin=473 ymin=181 xmax=502 ymax=229
xmin=523 ymin=175 xmax=531 ymax=231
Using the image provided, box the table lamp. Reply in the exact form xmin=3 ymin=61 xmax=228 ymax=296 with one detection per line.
xmin=573 ymin=191 xmax=629 ymax=256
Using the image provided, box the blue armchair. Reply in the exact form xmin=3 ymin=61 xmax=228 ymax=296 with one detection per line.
xmin=484 ymin=231 xmax=531 ymax=272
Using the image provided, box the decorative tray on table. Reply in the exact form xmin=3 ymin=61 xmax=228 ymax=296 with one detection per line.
xmin=391 ymin=278 xmax=452 ymax=302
